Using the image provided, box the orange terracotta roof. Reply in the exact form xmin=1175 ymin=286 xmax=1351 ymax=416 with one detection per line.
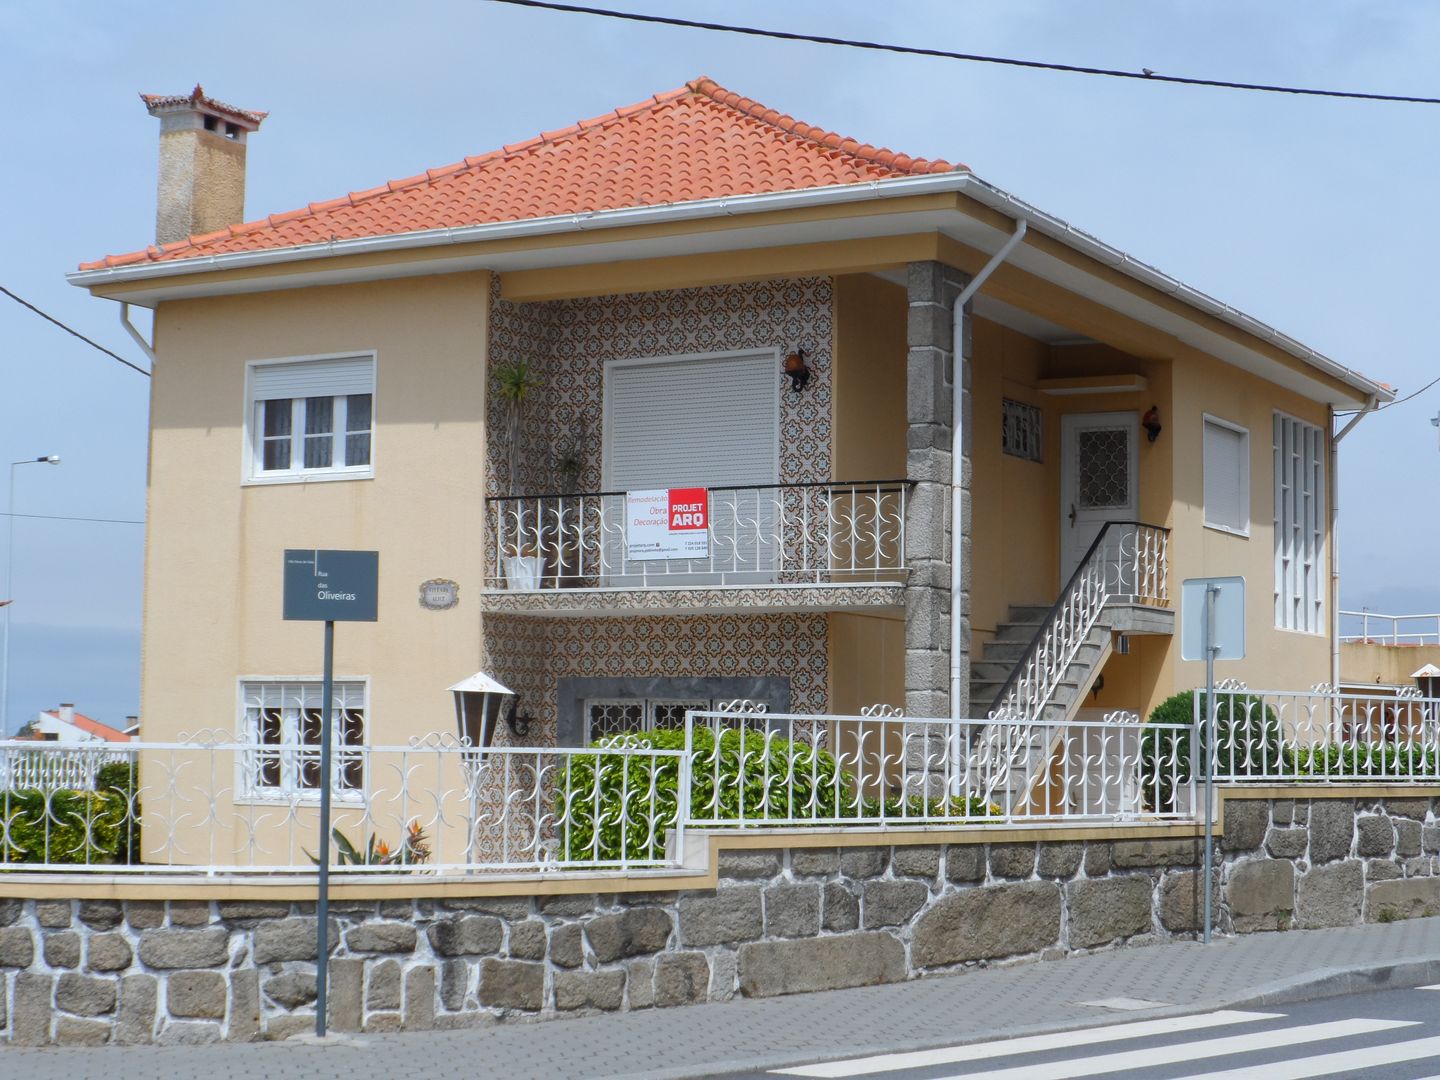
xmin=83 ymin=76 xmax=963 ymax=271
xmin=42 ymin=709 xmax=134 ymax=743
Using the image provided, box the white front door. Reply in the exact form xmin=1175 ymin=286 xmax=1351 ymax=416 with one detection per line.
xmin=1059 ymin=412 xmax=1138 ymax=581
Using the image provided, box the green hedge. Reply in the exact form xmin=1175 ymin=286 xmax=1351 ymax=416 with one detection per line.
xmin=557 ymin=726 xmax=995 ymax=863
xmin=0 ymin=788 xmax=129 ymax=865
xmin=1140 ymin=690 xmax=1283 ymax=812
xmin=1290 ymin=742 xmax=1440 ymax=779
xmin=0 ymin=761 xmax=139 ymax=867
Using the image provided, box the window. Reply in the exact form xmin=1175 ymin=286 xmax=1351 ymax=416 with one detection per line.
xmin=1203 ymin=415 xmax=1249 ymax=536
xmin=240 ymin=680 xmax=365 ymax=798
xmin=1274 ymin=412 xmax=1326 ymax=633
xmin=583 ymin=698 xmax=766 ymax=742
xmin=247 ymin=355 xmax=374 ymax=482
xmin=1001 ymin=398 xmax=1043 ymax=462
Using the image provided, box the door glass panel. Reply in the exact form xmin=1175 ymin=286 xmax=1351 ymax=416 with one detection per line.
xmin=1077 ymin=429 xmax=1129 ymax=509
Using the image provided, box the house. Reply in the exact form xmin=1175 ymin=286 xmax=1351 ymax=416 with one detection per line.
xmin=68 ymin=79 xmax=1389 ymax=820
xmin=14 ymin=703 xmax=136 ymax=744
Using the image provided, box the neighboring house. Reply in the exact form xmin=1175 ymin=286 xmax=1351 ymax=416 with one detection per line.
xmin=68 ymin=79 xmax=1390 ymax=813
xmin=14 ymin=704 xmax=136 ymax=744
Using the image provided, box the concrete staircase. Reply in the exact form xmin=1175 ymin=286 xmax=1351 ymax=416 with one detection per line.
xmin=970 ymin=604 xmax=1110 ymax=722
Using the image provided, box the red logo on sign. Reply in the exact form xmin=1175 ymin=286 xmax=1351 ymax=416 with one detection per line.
xmin=667 ymin=488 xmax=708 ymax=531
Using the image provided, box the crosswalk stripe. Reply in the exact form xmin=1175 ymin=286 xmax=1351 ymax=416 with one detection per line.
xmin=1175 ymin=1034 xmax=1440 ymax=1079
xmin=772 ymin=1010 xmax=1282 ymax=1077
xmin=1417 ymin=984 xmax=1440 ymax=990
xmin=930 ymin=1018 xmax=1416 ymax=1080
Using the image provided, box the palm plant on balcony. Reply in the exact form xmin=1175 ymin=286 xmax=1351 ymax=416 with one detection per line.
xmin=494 ymin=359 xmax=543 ymax=588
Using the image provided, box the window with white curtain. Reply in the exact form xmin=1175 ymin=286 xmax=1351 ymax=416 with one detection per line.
xmin=239 ymin=680 xmax=366 ymax=799
xmin=246 ymin=355 xmax=374 ymax=483
xmin=1273 ymin=412 xmax=1326 ymax=633
xmin=1203 ymin=415 xmax=1249 ymax=536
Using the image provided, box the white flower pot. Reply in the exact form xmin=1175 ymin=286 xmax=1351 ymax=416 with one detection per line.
xmin=504 ymin=555 xmax=544 ymax=591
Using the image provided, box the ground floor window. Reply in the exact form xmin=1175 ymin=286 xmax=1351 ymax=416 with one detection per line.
xmin=584 ymin=698 xmax=712 ymax=742
xmin=240 ymin=680 xmax=365 ymax=798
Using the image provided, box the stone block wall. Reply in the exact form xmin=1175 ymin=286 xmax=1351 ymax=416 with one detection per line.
xmin=2 ymin=795 xmax=1439 ymax=1044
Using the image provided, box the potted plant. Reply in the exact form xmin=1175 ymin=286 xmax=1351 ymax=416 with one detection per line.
xmin=494 ymin=359 xmax=544 ymax=589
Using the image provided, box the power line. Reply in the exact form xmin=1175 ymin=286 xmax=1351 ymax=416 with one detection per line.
xmin=0 ymin=286 xmax=151 ymax=378
xmin=0 ymin=511 xmax=144 ymax=526
xmin=486 ymin=0 xmax=1440 ymax=106
xmin=1337 ymin=372 xmax=1440 ymax=416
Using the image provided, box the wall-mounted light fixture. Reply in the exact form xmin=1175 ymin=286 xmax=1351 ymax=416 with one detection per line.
xmin=448 ymin=671 xmax=514 ymax=748
xmin=1142 ymin=405 xmax=1162 ymax=443
xmin=783 ymin=347 xmax=811 ymax=393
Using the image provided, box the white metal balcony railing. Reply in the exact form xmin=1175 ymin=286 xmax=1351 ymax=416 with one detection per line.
xmin=1339 ymin=610 xmax=1440 ymax=646
xmin=483 ymin=480 xmax=909 ymax=591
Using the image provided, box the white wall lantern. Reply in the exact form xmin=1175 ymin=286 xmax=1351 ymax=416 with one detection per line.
xmin=448 ymin=672 xmax=516 ymax=748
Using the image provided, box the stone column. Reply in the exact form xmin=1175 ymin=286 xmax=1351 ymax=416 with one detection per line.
xmin=904 ymin=261 xmax=972 ymax=722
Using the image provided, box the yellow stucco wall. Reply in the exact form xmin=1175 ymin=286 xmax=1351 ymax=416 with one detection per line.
xmin=141 ymin=272 xmax=491 ymax=748
xmin=1341 ymin=643 xmax=1440 ymax=688
xmin=831 ymin=274 xmax=906 ymax=483
xmin=1163 ymin=348 xmax=1333 ymax=715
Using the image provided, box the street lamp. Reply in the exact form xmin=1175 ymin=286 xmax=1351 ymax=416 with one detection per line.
xmin=2 ymin=455 xmax=61 ymax=734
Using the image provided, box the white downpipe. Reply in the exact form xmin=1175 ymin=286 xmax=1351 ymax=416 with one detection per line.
xmin=1329 ymin=396 xmax=1379 ymax=693
xmin=950 ymin=219 xmax=1028 ymax=726
xmin=119 ymin=303 xmax=157 ymax=365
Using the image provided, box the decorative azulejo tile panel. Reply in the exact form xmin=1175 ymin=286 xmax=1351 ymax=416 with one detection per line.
xmin=481 ymin=612 xmax=830 ymax=747
xmin=486 ymin=276 xmax=834 ymax=496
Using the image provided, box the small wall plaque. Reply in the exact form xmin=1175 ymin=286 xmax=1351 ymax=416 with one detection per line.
xmin=419 ymin=578 xmax=459 ymax=611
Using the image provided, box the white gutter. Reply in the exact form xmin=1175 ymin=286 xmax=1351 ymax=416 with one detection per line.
xmin=66 ymin=171 xmax=1392 ymax=405
xmin=951 ymin=220 xmax=1028 ymax=725
xmin=119 ymin=303 xmax=157 ymax=366
xmin=1329 ymin=396 xmax=1380 ymax=692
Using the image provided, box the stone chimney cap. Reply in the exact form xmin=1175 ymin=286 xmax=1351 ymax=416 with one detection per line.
xmin=140 ymin=85 xmax=267 ymax=129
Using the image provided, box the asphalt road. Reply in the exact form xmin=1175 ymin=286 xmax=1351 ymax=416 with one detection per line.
xmin=721 ymin=985 xmax=1440 ymax=1080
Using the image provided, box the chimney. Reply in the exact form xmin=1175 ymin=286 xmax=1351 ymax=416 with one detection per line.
xmin=141 ymin=85 xmax=267 ymax=246
xmin=58 ymin=703 xmax=74 ymax=725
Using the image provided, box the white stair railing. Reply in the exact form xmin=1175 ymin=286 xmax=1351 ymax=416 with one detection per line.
xmin=972 ymin=521 xmax=1170 ymax=801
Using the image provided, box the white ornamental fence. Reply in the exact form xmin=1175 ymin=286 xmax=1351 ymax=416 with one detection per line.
xmin=3 ymin=686 xmax=1439 ymax=876
xmin=483 ymin=480 xmax=908 ymax=590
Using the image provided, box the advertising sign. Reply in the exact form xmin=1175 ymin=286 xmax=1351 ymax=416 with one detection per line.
xmin=626 ymin=488 xmax=709 ymax=561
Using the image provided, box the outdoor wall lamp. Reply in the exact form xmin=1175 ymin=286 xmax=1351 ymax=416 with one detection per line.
xmin=1142 ymin=405 xmax=1162 ymax=443
xmin=783 ymin=347 xmax=811 ymax=393
xmin=448 ymin=671 xmax=515 ymax=748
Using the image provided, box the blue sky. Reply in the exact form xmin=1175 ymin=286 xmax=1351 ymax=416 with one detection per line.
xmin=2 ymin=1 xmax=1438 ymax=731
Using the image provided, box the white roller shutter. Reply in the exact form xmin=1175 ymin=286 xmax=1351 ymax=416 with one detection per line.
xmin=602 ymin=350 xmax=780 ymax=584
xmin=252 ymin=356 xmax=374 ymax=401
xmin=1203 ymin=417 xmax=1249 ymax=535
xmin=604 ymin=350 xmax=778 ymax=489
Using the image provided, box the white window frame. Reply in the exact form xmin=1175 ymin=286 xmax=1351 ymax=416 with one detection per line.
xmin=1202 ymin=413 xmax=1250 ymax=538
xmin=235 ymin=677 xmax=369 ymax=803
xmin=242 ymin=352 xmax=377 ymax=486
xmin=1273 ymin=410 xmax=1326 ymax=635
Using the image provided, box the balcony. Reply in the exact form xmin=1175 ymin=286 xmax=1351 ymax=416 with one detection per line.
xmin=480 ymin=480 xmax=909 ymax=616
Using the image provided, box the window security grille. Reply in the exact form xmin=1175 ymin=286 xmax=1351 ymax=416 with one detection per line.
xmin=1273 ymin=413 xmax=1325 ymax=633
xmin=1001 ymin=399 xmax=1043 ymax=462
xmin=583 ymin=698 xmax=768 ymax=742
xmin=240 ymin=680 xmax=365 ymax=797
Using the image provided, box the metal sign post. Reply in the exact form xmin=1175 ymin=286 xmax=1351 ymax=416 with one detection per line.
xmin=283 ymin=549 xmax=378 ymax=1038
xmin=1181 ymin=575 xmax=1245 ymax=945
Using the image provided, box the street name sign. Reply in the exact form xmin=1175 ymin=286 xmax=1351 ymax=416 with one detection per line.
xmin=283 ymin=549 xmax=379 ymax=622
